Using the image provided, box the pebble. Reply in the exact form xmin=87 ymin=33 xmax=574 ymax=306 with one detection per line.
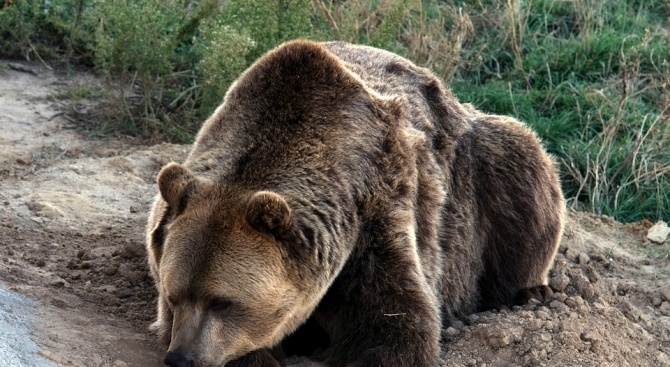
xmin=451 ymin=320 xmax=465 ymax=330
xmin=578 ymin=252 xmax=590 ymax=264
xmin=77 ymin=249 xmax=92 ymax=260
xmin=564 ymin=296 xmax=584 ymax=309
xmin=565 ymin=248 xmax=580 ymax=262
xmin=544 ymin=320 xmax=555 ymax=330
xmin=553 ymin=292 xmax=568 ymax=302
xmin=120 ymin=241 xmax=144 ymax=259
xmin=549 ymin=274 xmax=570 ymax=292
xmin=540 ymin=332 xmax=552 ymax=342
xmin=116 ymin=288 xmax=133 ymax=299
xmin=647 ymin=221 xmax=669 ymax=243
xmin=660 ymin=286 xmax=670 ymax=302
xmin=446 ymin=330 xmax=460 ymax=336
xmin=103 ymin=263 xmax=119 ymax=276
xmin=652 ymin=295 xmax=663 ymax=307
xmin=49 ymin=278 xmax=67 ymax=288
xmin=558 ymin=331 xmax=582 ymax=349
xmin=527 ymin=319 xmax=544 ymax=331
xmin=465 ymin=314 xmax=480 ymax=325
xmin=549 ymin=300 xmax=569 ymax=313
xmin=659 ymin=302 xmax=670 ymax=317
xmin=66 ymin=259 xmax=77 ymax=269
xmin=485 ymin=326 xmax=523 ymax=348
xmin=573 ymin=274 xmax=595 ymax=300
xmin=535 ymin=309 xmax=551 ymax=320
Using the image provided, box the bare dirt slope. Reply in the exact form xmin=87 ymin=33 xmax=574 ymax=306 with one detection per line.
xmin=1 ymin=62 xmax=669 ymax=367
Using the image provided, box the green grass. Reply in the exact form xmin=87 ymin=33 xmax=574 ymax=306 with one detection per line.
xmin=0 ymin=0 xmax=668 ymax=223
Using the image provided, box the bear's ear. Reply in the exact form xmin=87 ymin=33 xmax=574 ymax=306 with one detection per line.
xmin=156 ymin=162 xmax=196 ymax=212
xmin=245 ymin=191 xmax=292 ymax=236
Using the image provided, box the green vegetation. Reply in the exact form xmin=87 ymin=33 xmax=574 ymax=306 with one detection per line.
xmin=1 ymin=0 xmax=668 ymax=222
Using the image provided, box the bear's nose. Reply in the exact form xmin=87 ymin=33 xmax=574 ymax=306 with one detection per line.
xmin=164 ymin=350 xmax=194 ymax=367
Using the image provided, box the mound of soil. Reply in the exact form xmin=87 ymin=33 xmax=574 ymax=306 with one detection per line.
xmin=1 ymin=62 xmax=668 ymax=367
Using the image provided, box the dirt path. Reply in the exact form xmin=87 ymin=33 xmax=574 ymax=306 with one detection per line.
xmin=1 ymin=62 xmax=669 ymax=367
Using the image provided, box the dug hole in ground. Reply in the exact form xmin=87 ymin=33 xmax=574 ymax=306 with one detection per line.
xmin=1 ymin=62 xmax=669 ymax=367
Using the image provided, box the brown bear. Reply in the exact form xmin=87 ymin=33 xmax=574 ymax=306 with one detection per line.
xmin=145 ymin=40 xmax=565 ymax=367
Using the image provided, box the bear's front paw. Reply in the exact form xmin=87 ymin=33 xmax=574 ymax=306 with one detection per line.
xmin=226 ymin=349 xmax=283 ymax=367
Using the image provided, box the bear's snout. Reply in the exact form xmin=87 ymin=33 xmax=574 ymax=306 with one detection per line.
xmin=164 ymin=350 xmax=194 ymax=367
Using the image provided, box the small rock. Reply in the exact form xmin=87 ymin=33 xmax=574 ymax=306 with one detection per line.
xmin=573 ymin=274 xmax=595 ymax=300
xmin=116 ymin=288 xmax=133 ymax=299
xmin=558 ymin=331 xmax=582 ymax=349
xmin=66 ymin=259 xmax=77 ymax=269
xmin=50 ymin=278 xmax=67 ymax=288
xmin=552 ymin=292 xmax=568 ymax=302
xmin=549 ymin=274 xmax=570 ymax=292
xmin=660 ymin=302 xmax=670 ymax=317
xmin=652 ymin=294 xmax=663 ymax=307
xmin=564 ymin=297 xmax=579 ymax=309
xmin=578 ymin=252 xmax=590 ymax=264
xmin=117 ymin=263 xmax=133 ymax=278
xmin=112 ymin=360 xmax=129 ymax=367
xmin=465 ymin=314 xmax=480 ymax=325
xmin=120 ymin=241 xmax=144 ymax=259
xmin=451 ymin=320 xmax=465 ymax=330
xmin=656 ymin=352 xmax=670 ymax=366
xmin=539 ymin=332 xmax=552 ymax=342
xmin=647 ymin=221 xmax=670 ymax=243
xmin=583 ymin=265 xmax=601 ymax=284
xmin=16 ymin=157 xmax=30 ymax=165
xmin=549 ymin=300 xmax=569 ymax=313
xmin=581 ymin=330 xmax=600 ymax=343
xmin=535 ymin=309 xmax=551 ymax=320
xmin=485 ymin=326 xmax=523 ymax=348
xmin=445 ymin=327 xmax=459 ymax=337
xmin=7 ymin=62 xmax=37 ymax=74
xmin=77 ymin=249 xmax=91 ymax=260
xmin=103 ymin=263 xmax=119 ymax=276
xmin=659 ymin=286 xmax=670 ymax=302
xmin=527 ymin=319 xmax=543 ymax=331
xmin=35 ymin=258 xmax=45 ymax=267
xmin=565 ymin=248 xmax=580 ymax=262
xmin=129 ymin=205 xmax=138 ymax=213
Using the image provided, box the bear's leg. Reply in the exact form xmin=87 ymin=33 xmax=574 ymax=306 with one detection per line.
xmin=514 ymin=284 xmax=553 ymax=305
xmin=150 ymin=295 xmax=173 ymax=346
xmin=476 ymin=226 xmax=561 ymax=310
xmin=319 ymin=245 xmax=441 ymax=367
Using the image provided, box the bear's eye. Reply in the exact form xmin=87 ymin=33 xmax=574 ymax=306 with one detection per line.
xmin=209 ymin=297 xmax=234 ymax=313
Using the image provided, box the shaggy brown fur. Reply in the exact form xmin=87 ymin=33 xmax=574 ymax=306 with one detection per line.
xmin=146 ymin=40 xmax=565 ymax=367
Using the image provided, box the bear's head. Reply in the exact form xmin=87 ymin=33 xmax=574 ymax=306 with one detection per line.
xmin=149 ymin=162 xmax=315 ymax=366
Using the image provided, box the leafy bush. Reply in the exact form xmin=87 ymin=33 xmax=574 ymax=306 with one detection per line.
xmin=197 ymin=23 xmax=255 ymax=110
xmin=0 ymin=0 xmax=90 ymax=63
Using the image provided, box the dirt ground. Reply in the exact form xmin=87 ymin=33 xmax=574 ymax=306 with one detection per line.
xmin=1 ymin=62 xmax=669 ymax=367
